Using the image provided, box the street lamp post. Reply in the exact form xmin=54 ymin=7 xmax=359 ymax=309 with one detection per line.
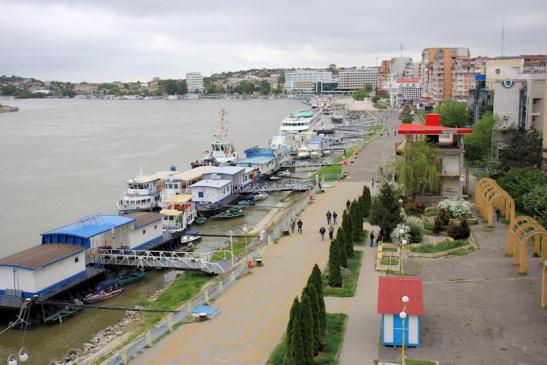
xmin=228 ymin=230 xmax=234 ymax=266
xmin=242 ymin=224 xmax=249 ymax=263
xmin=400 ymin=295 xmax=410 ymax=365
xmin=401 ymin=238 xmax=407 ymax=274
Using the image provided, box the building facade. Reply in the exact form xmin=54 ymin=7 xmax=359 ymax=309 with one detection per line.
xmin=389 ymin=77 xmax=422 ymax=106
xmin=337 ymin=67 xmax=379 ymax=90
xmin=421 ymin=47 xmax=471 ymax=102
xmin=186 ymin=72 xmax=204 ymax=94
xmin=284 ymin=70 xmax=335 ymax=93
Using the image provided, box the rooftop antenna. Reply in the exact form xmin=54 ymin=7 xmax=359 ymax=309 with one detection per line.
xmin=501 ymin=16 xmax=506 ymax=56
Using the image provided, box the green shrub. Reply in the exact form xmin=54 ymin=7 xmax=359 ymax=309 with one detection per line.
xmin=447 ymin=219 xmax=470 ymax=240
xmin=410 ymin=239 xmax=469 ymax=253
xmin=439 ymin=208 xmax=450 ymax=226
xmin=423 ymin=206 xmax=439 ymax=216
xmin=522 ymin=185 xmax=547 ymax=227
xmin=498 ymin=168 xmax=547 ymax=210
xmin=433 ymin=217 xmax=442 ymax=234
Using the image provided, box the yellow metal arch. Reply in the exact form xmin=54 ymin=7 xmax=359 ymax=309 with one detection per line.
xmin=508 ymin=215 xmax=537 ymax=256
xmin=475 ymin=178 xmax=514 ymax=225
xmin=517 ymin=229 xmax=546 ymax=274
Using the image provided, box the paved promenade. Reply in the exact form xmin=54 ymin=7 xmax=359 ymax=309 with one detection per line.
xmin=132 ymin=110 xmax=401 ymax=365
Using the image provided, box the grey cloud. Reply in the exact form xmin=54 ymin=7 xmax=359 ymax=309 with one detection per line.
xmin=1 ymin=0 xmax=546 ymax=81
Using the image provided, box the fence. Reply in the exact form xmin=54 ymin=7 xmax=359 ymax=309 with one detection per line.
xmin=100 ymin=190 xmax=315 ymax=365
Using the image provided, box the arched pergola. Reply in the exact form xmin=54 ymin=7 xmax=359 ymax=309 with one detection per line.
xmin=475 ymin=178 xmax=514 ymax=225
xmin=508 ymin=216 xmax=544 ymax=257
xmin=515 ymin=228 xmax=546 ymax=274
xmin=542 ymin=261 xmax=547 ymax=309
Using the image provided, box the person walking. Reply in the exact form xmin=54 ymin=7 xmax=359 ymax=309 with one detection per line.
xmin=346 ymin=199 xmax=351 ymax=210
xmin=319 ymin=226 xmax=326 ymax=241
xmin=371 ymin=178 xmax=375 ymax=188
xmin=297 ymin=219 xmax=303 ymax=234
xmin=326 ymin=210 xmax=332 ymax=225
xmin=495 ymin=207 xmax=501 ymax=222
xmin=290 ymin=219 xmax=296 ymax=233
xmin=369 ymin=231 xmax=375 ymax=247
xmin=332 ymin=211 xmax=338 ymax=225
xmin=328 ymin=224 xmax=335 ymax=240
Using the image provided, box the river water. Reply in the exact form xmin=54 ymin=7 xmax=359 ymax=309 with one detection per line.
xmin=0 ymin=97 xmax=301 ymax=364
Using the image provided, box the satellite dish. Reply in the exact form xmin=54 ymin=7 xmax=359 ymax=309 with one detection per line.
xmin=18 ymin=348 xmax=29 ymax=362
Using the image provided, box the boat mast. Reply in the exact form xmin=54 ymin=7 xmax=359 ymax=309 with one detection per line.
xmin=218 ymin=109 xmax=226 ymax=140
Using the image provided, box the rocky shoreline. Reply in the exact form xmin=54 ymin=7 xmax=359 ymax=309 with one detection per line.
xmin=0 ymin=103 xmax=19 ymax=113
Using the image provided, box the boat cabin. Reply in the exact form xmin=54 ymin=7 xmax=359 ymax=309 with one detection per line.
xmin=118 ymin=170 xmax=176 ymax=213
xmin=0 ymin=244 xmax=87 ymax=305
xmin=125 ymin=212 xmax=163 ymax=250
xmin=188 ymin=179 xmax=233 ymax=205
xmin=237 ymin=146 xmax=277 ymax=176
xmin=159 ymin=166 xmax=215 ymax=206
xmin=202 ymin=166 xmax=252 ymax=193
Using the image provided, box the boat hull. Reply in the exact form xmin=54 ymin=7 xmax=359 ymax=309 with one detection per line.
xmin=83 ymin=288 xmax=123 ymax=303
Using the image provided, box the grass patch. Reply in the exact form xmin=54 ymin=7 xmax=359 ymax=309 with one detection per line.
xmin=380 ymin=258 xmax=399 ymax=266
xmin=211 ymin=235 xmax=258 ymax=260
xmin=311 ymin=163 xmax=343 ymax=181
xmin=139 ymin=272 xmax=210 ymax=329
xmin=322 ymin=251 xmax=363 ymax=297
xmin=393 ymin=360 xmax=437 ymax=365
xmin=423 ymin=206 xmax=439 ymax=216
xmin=267 ymin=313 xmax=348 ymax=365
xmin=423 ymin=220 xmax=434 ymax=232
xmin=382 ymin=247 xmax=397 ymax=252
xmin=410 ymin=239 xmax=468 ymax=253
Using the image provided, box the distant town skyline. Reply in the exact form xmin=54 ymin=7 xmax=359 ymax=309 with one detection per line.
xmin=2 ymin=0 xmax=547 ymax=82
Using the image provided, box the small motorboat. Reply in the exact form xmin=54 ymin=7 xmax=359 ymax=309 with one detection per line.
xmin=238 ymin=199 xmax=255 ymax=206
xmin=211 ymin=207 xmax=244 ymax=220
xmin=44 ymin=303 xmax=82 ymax=324
xmin=83 ymin=279 xmax=123 ymax=303
xmin=269 ymin=175 xmax=281 ymax=181
xmin=118 ymin=271 xmax=146 ymax=287
xmin=253 ymin=192 xmax=269 ymax=201
xmin=194 ymin=216 xmax=207 ymax=225
xmin=277 ymin=170 xmax=291 ymax=177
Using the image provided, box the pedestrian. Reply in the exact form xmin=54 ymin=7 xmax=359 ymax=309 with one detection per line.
xmin=495 ymin=207 xmax=501 ymax=222
xmin=259 ymin=229 xmax=266 ymax=245
xmin=346 ymin=199 xmax=351 ymax=210
xmin=319 ymin=226 xmax=326 ymax=241
xmin=369 ymin=231 xmax=375 ymax=247
xmin=328 ymin=224 xmax=335 ymax=240
xmin=332 ymin=211 xmax=338 ymax=225
xmin=371 ymin=178 xmax=375 ymax=188
xmin=378 ymin=228 xmax=384 ymax=243
xmin=318 ymin=181 xmax=322 ymax=190
xmin=326 ymin=210 xmax=332 ymax=225
xmin=297 ymin=219 xmax=303 ymax=234
xmin=290 ymin=219 xmax=296 ymax=233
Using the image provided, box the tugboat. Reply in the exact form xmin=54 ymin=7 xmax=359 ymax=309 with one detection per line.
xmin=191 ymin=109 xmax=238 ymax=168
xmin=83 ymin=279 xmax=123 ymax=303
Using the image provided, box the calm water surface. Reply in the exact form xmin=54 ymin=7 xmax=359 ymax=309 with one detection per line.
xmin=0 ymin=98 xmax=300 ymax=363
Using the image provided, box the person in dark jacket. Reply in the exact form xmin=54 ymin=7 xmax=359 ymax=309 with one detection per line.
xmin=319 ymin=226 xmax=326 ymax=240
xmin=369 ymin=231 xmax=375 ymax=247
xmin=328 ymin=224 xmax=335 ymax=240
xmin=332 ymin=211 xmax=338 ymax=225
xmin=326 ymin=210 xmax=332 ymax=225
xmin=297 ymin=219 xmax=303 ymax=234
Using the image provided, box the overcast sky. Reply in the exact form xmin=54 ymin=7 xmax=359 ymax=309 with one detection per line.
xmin=2 ymin=0 xmax=547 ymax=82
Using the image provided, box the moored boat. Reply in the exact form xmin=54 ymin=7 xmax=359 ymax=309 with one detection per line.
xmin=277 ymin=170 xmax=291 ymax=177
xmin=210 ymin=207 xmax=244 ymax=220
xmin=252 ymin=192 xmax=269 ymax=201
xmin=118 ymin=271 xmax=146 ymax=286
xmin=194 ymin=216 xmax=207 ymax=225
xmin=83 ymin=279 xmax=123 ymax=303
xmin=237 ymin=199 xmax=255 ymax=206
xmin=44 ymin=304 xmax=82 ymax=324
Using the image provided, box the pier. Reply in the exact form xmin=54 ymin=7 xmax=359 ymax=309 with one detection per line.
xmin=96 ymin=249 xmax=233 ymax=274
xmin=279 ymin=159 xmax=337 ymax=168
xmin=240 ymin=179 xmax=314 ymax=193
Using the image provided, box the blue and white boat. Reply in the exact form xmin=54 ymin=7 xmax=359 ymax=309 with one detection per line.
xmin=117 ymin=170 xmax=176 ymax=213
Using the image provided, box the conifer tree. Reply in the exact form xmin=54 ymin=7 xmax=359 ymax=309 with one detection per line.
xmin=309 ymin=265 xmax=326 ymax=334
xmin=287 ymin=303 xmax=306 ymax=365
xmin=300 ymin=292 xmax=315 ymax=364
xmin=328 ymin=239 xmax=342 ymax=287
xmin=336 ymin=236 xmax=348 ymax=268
xmin=350 ymin=200 xmax=362 ymax=246
xmin=286 ymin=296 xmax=300 ymax=357
xmin=304 ymin=284 xmax=321 ymax=353
xmin=342 ymin=209 xmax=353 ymax=244
xmin=363 ymin=185 xmax=372 ymax=217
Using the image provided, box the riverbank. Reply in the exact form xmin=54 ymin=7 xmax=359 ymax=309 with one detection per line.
xmin=332 ymin=96 xmax=377 ymax=112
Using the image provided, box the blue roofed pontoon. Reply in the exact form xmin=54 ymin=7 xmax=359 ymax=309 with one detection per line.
xmin=41 ymin=214 xmax=134 ymax=249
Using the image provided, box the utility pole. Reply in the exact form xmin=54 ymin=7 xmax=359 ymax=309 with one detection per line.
xmin=501 ymin=16 xmax=505 ymax=57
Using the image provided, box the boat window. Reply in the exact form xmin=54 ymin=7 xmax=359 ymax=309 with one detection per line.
xmin=142 ymin=229 xmax=146 ymax=234
xmin=154 ymin=224 xmax=158 ymax=229
xmin=74 ymin=257 xmax=79 ymax=263
xmin=198 ymin=192 xmax=204 ymax=198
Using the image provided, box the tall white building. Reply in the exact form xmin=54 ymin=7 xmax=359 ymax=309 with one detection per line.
xmin=186 ymin=72 xmax=204 ymax=94
xmin=337 ymin=67 xmax=379 ymax=90
xmin=389 ymin=77 xmax=422 ymax=106
xmin=284 ymin=70 xmax=335 ymax=93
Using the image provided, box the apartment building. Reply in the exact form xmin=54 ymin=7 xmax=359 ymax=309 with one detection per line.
xmin=421 ymin=47 xmax=470 ymax=102
xmin=337 ymin=67 xmax=379 ymax=91
xmin=186 ymin=72 xmax=204 ymax=94
xmin=74 ymin=82 xmax=98 ymax=94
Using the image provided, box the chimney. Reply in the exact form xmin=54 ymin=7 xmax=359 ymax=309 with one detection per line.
xmin=425 ymin=113 xmax=441 ymax=126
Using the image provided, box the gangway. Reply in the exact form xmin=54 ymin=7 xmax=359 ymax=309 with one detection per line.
xmin=96 ymin=249 xmax=233 ymax=275
xmin=240 ymin=179 xmax=314 ymax=193
xmin=279 ymin=159 xmax=338 ymax=168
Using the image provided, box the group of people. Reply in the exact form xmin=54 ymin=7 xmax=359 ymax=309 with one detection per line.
xmin=318 ymin=210 xmax=338 ymax=241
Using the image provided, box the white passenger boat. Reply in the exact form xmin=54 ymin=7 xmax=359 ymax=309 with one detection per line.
xmin=192 ymin=109 xmax=238 ymax=167
xmin=297 ymin=145 xmax=311 ymax=159
xmin=117 ymin=171 xmax=175 ymax=213
xmin=279 ymin=110 xmax=320 ymax=135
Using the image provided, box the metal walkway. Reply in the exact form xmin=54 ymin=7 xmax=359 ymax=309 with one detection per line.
xmin=279 ymin=159 xmax=337 ymax=168
xmin=240 ymin=179 xmax=314 ymax=193
xmin=96 ymin=249 xmax=233 ymax=275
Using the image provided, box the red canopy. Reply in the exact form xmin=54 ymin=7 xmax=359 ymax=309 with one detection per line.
xmin=398 ymin=123 xmax=473 ymax=135
xmin=377 ymin=276 xmax=424 ymax=316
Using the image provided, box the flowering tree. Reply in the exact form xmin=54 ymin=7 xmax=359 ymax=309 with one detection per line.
xmin=390 ymin=223 xmax=411 ymax=243
xmin=437 ymin=199 xmax=473 ymax=219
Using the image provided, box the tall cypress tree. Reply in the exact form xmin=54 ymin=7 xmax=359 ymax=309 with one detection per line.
xmin=287 ymin=303 xmax=306 ymax=365
xmin=309 ymin=264 xmax=326 ymax=335
xmin=305 ymin=284 xmax=321 ymax=353
xmin=300 ymin=292 xmax=315 ymax=364
xmin=336 ymin=236 xmax=348 ymax=268
xmin=342 ymin=209 xmax=353 ymax=244
xmin=328 ymin=239 xmax=342 ymax=287
xmin=350 ymin=200 xmax=362 ymax=246
xmin=363 ymin=185 xmax=372 ymax=217
xmin=286 ymin=296 xmax=300 ymax=360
